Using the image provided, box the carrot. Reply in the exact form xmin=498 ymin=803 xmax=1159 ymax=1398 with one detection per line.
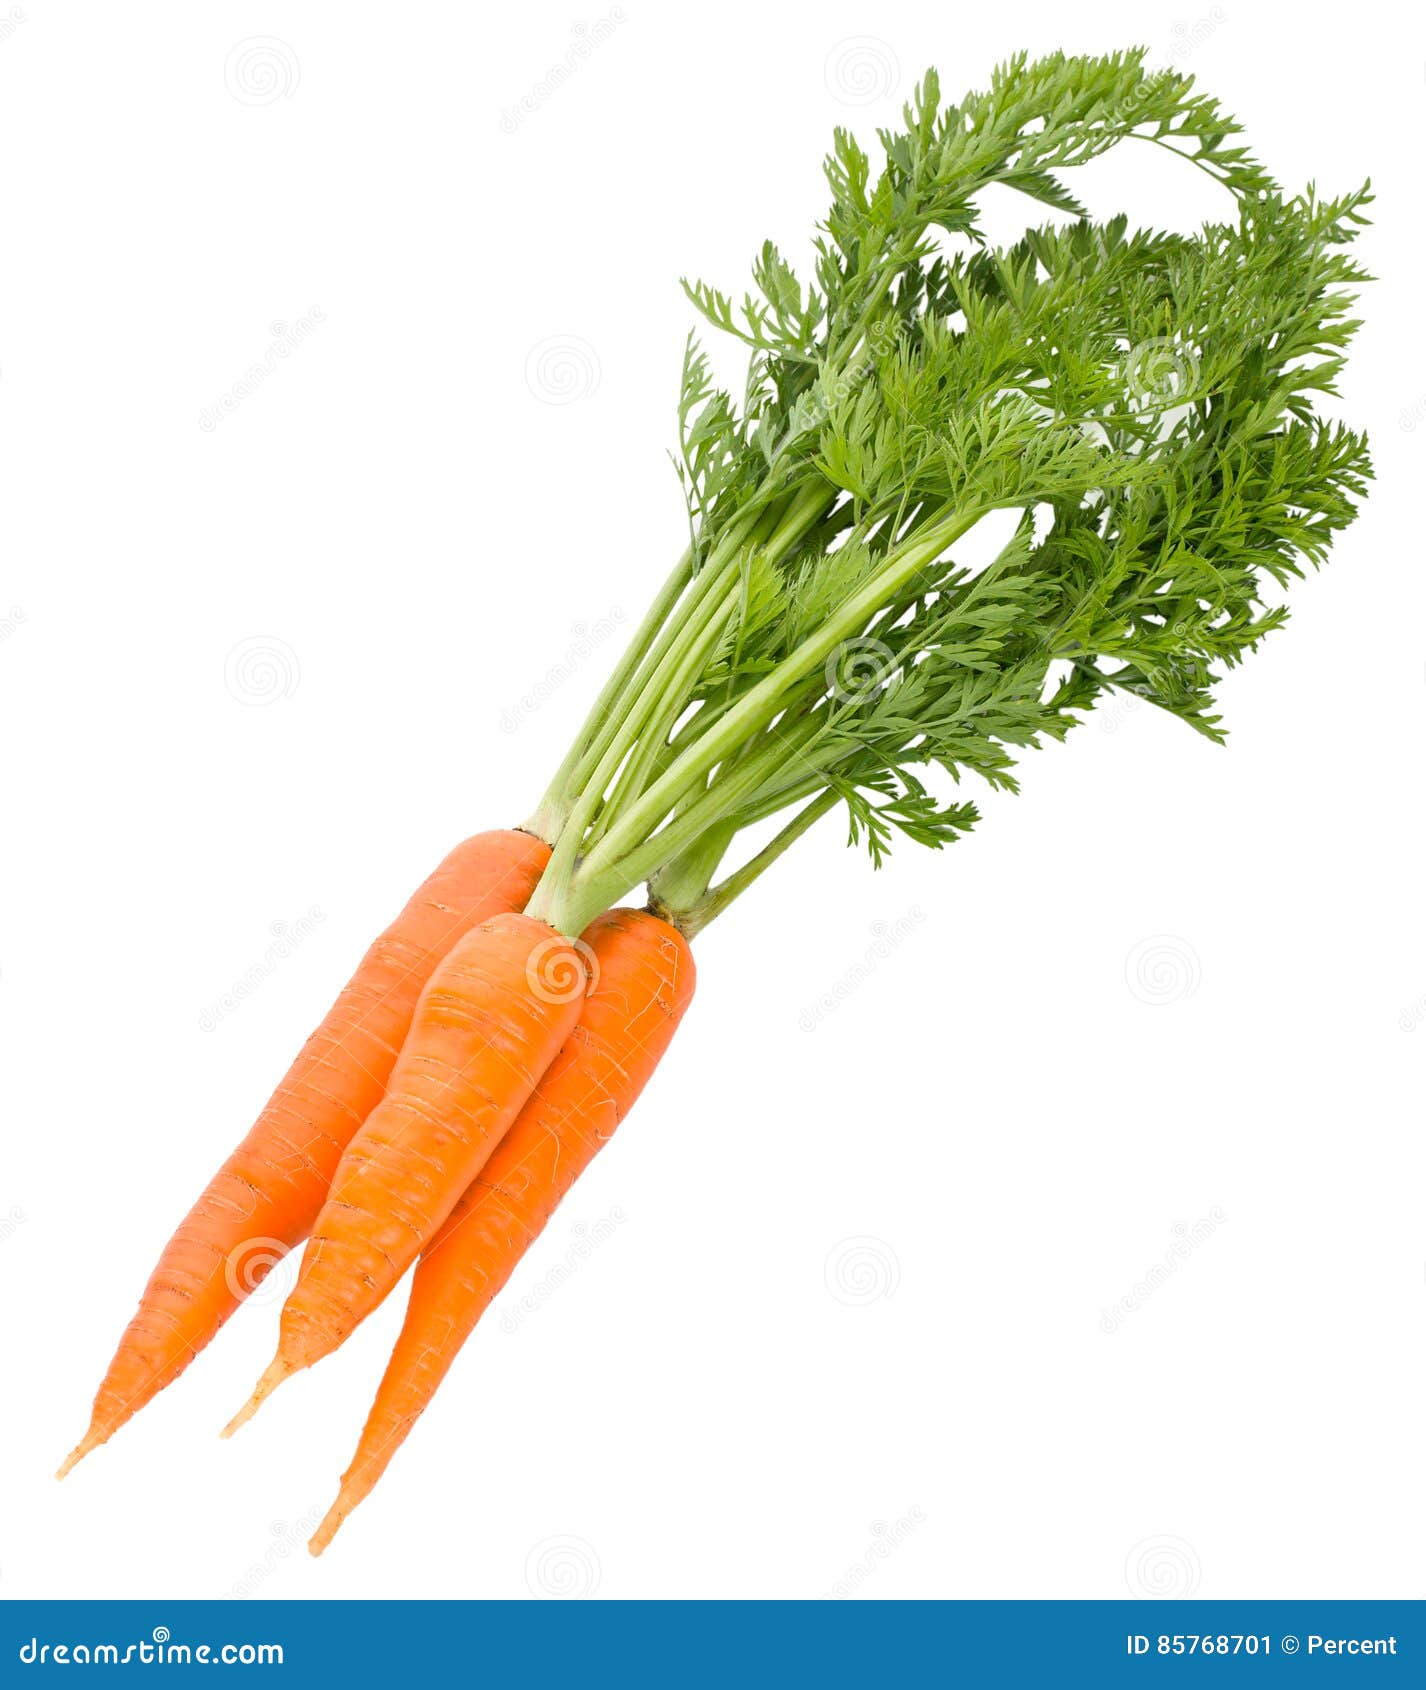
xmin=58 ymin=830 xmax=549 ymax=1478
xmin=308 ymin=908 xmax=693 ymax=1553
xmin=224 ymin=910 xmax=589 ymax=1433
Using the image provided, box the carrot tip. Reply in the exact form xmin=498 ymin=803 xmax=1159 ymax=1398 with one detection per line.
xmin=307 ymin=1507 xmax=343 ymax=1557
xmin=220 ymin=1357 xmax=293 ymax=1440
xmin=55 ymin=1430 xmax=103 ymax=1481
xmin=309 ymin=1479 xmax=367 ymax=1556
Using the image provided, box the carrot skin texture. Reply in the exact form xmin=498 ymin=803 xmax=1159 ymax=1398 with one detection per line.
xmin=309 ymin=908 xmax=695 ymax=1553
xmin=246 ymin=911 xmax=588 ymax=1411
xmin=59 ymin=830 xmax=549 ymax=1476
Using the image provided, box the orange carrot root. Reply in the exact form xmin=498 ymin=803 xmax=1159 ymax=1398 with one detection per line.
xmin=56 ymin=1430 xmax=106 ymax=1481
xmin=219 ymin=1359 xmax=293 ymax=1440
xmin=59 ymin=831 xmax=549 ymax=1476
xmin=309 ymin=908 xmax=695 ymax=1551
xmin=308 ymin=1486 xmax=363 ymax=1557
xmin=238 ymin=911 xmax=586 ymax=1425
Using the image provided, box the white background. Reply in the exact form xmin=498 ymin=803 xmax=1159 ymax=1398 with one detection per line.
xmin=1 ymin=0 xmax=1421 ymax=1602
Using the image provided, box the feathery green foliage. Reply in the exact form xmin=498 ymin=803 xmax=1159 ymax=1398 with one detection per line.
xmin=525 ymin=49 xmax=1371 ymax=937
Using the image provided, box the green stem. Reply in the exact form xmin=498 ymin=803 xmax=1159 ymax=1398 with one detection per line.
xmin=666 ymin=789 xmax=841 ymax=938
xmin=585 ymin=479 xmax=831 ymax=850
xmin=552 ymin=503 xmax=980 ymax=931
xmin=525 ymin=575 xmax=742 ymax=928
xmin=644 ymin=716 xmax=783 ymax=913
xmin=525 ymin=548 xmax=694 ymax=841
xmin=529 ymin=493 xmax=784 ymax=843
xmin=617 ymin=716 xmax=826 ymax=900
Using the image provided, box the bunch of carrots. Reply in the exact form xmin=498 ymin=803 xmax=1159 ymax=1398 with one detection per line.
xmin=59 ymin=51 xmax=1371 ymax=1553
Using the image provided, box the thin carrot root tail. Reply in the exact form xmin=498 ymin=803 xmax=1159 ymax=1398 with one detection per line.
xmin=307 ymin=1507 xmax=342 ymax=1558
xmin=220 ymin=1357 xmax=294 ymax=1439
xmin=308 ymin=1474 xmax=371 ymax=1557
xmin=55 ymin=1425 xmax=106 ymax=1481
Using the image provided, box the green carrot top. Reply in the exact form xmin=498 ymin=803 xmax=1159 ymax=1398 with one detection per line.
xmin=523 ymin=49 xmax=1371 ymax=937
